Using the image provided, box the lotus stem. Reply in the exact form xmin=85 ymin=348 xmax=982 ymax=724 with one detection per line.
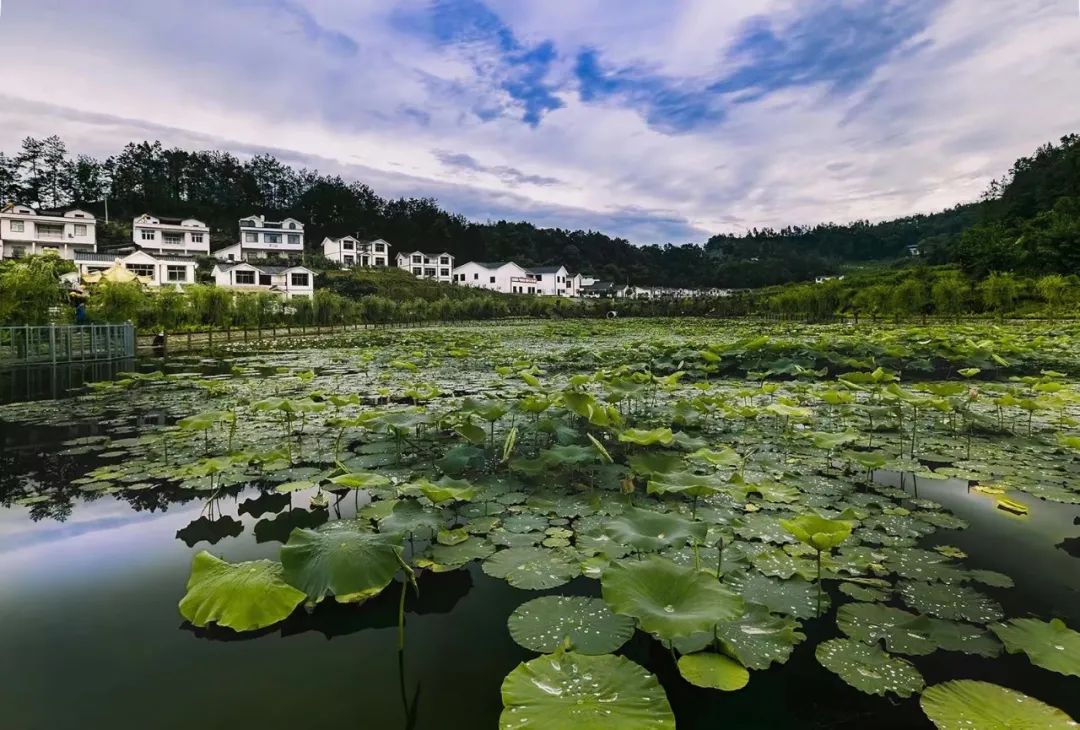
xmin=816 ymin=549 xmax=823 ymax=617
xmin=397 ymin=578 xmax=407 ymax=650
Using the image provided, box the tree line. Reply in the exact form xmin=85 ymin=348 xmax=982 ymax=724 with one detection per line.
xmin=2 ymin=133 xmax=1080 ymax=288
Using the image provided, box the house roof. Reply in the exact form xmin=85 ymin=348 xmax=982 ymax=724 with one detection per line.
xmin=74 ymin=253 xmax=118 ymax=263
xmin=529 ymin=266 xmax=566 ymax=274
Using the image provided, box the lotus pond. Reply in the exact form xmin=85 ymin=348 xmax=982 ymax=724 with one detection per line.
xmin=2 ymin=319 xmax=1079 ymax=729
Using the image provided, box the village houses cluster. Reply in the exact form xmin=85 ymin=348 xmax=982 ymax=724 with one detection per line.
xmin=0 ymin=203 xmax=728 ymax=300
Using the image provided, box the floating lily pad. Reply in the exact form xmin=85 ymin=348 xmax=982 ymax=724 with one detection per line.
xmin=499 ymin=648 xmax=675 ymax=729
xmin=725 ymin=572 xmax=825 ymax=619
xmin=990 ymin=618 xmax=1080 ymax=677
xmin=482 ymin=547 xmax=580 ymax=589
xmin=416 ymin=538 xmax=495 ymax=572
xmin=603 ymin=506 xmax=708 ymax=553
xmin=714 ymin=604 xmax=807 ymax=669
xmin=920 ymin=680 xmax=1077 ymax=730
xmin=179 ymin=551 xmax=305 ymax=632
xmin=676 ymin=652 xmax=749 ymax=691
xmin=815 ymin=638 xmax=924 ymax=697
xmin=899 ymin=581 xmax=1003 ymax=623
xmin=507 ymin=596 xmax=634 ymax=655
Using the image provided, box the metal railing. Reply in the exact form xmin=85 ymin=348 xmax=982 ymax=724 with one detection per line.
xmin=0 ymin=324 xmax=136 ymax=367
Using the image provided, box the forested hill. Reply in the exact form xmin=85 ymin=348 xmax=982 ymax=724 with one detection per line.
xmin=1 ymin=133 xmax=1079 ymax=287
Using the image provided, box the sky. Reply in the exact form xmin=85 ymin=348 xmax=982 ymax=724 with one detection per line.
xmin=0 ymin=0 xmax=1078 ymax=244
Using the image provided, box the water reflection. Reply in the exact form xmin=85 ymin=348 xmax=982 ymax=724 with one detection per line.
xmin=238 ymin=491 xmax=290 ymax=518
xmin=175 ymin=515 xmax=244 ymax=547
xmin=254 ymin=507 xmax=329 ymax=543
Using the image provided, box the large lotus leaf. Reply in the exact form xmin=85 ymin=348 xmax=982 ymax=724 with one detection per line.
xmin=920 ymin=680 xmax=1077 ymax=730
xmin=646 ymin=470 xmax=725 ymax=499
xmin=603 ymin=507 xmax=708 ymax=553
xmin=601 ymin=556 xmax=745 ymax=640
xmin=899 ymin=581 xmax=1003 ymax=623
xmin=714 ymin=604 xmax=807 ymax=669
xmin=482 ymin=547 xmax=580 ymax=589
xmin=419 ymin=477 xmax=477 ymax=504
xmin=415 ymin=538 xmax=495 ymax=572
xmin=837 ymin=603 xmax=937 ymax=655
xmin=676 ymin=652 xmax=749 ymax=691
xmin=882 ymin=547 xmax=967 ymax=583
xmin=618 ymin=427 xmax=675 ymax=446
xmin=507 ymin=596 xmax=635 ymax=655
xmin=329 ymin=471 xmax=390 ymax=490
xmin=780 ymin=513 xmax=853 ymax=552
xmin=378 ymin=499 xmax=443 ymax=538
xmin=503 ymin=513 xmax=550 ymax=534
xmin=179 ymin=551 xmax=305 ymax=632
xmin=280 ymin=521 xmax=405 ymax=604
xmin=990 ymin=618 xmax=1080 ymax=677
xmin=748 ymin=546 xmax=815 ymax=580
xmin=725 ymin=572 xmax=826 ymax=619
xmin=815 ymin=638 xmax=924 ymax=698
xmin=499 ymin=648 xmax=675 ymax=729
xmin=628 ymin=450 xmax=684 ymax=476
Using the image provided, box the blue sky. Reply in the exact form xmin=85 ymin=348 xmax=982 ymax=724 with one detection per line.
xmin=1 ymin=0 xmax=1078 ymax=243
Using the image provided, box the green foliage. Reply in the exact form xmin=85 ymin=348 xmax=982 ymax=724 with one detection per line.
xmin=0 ymin=254 xmax=75 ymax=325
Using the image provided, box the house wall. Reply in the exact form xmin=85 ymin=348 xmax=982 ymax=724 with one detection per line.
xmin=398 ymin=251 xmax=454 ymax=283
xmin=132 ymin=216 xmax=210 ymax=255
xmin=453 ymin=262 xmax=529 ymax=293
xmin=238 ymin=215 xmax=304 ymax=256
xmin=0 ymin=208 xmax=97 ymax=260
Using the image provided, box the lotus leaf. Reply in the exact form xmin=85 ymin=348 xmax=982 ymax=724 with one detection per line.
xmin=499 ymin=648 xmax=675 ymax=729
xmin=179 ymin=551 xmax=305 ymax=632
xmin=601 ymin=556 xmax=745 ymax=640
xmin=815 ymin=638 xmax=924 ymax=697
xmin=990 ymin=618 xmax=1080 ymax=677
xmin=416 ymin=538 xmax=495 ymax=572
xmin=618 ymin=427 xmax=674 ymax=446
xmin=713 ymin=604 xmax=807 ymax=669
xmin=725 ymin=572 xmax=825 ymax=619
xmin=482 ymin=547 xmax=580 ymax=589
xmin=379 ymin=500 xmax=443 ymax=538
xmin=920 ymin=680 xmax=1077 ymax=730
xmin=780 ymin=513 xmax=854 ymax=552
xmin=603 ymin=506 xmax=708 ymax=553
xmin=507 ymin=596 xmax=634 ymax=654
xmin=676 ymin=652 xmax=749 ymax=691
xmin=280 ymin=521 xmax=407 ymax=604
xmin=418 ymin=477 xmax=477 ymax=504
xmin=899 ymin=581 xmax=1003 ymax=623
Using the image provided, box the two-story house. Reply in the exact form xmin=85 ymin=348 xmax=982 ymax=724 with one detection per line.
xmin=214 ymin=214 xmax=305 ymax=262
xmin=529 ymin=265 xmax=578 ymax=297
xmin=322 ymin=236 xmax=390 ymax=268
xmin=131 ymin=214 xmax=210 ymax=256
xmin=0 ymin=203 xmax=97 ymax=260
xmin=396 ymin=251 xmax=454 ymax=283
xmin=211 ymin=262 xmax=315 ymax=299
xmin=75 ymin=250 xmax=198 ymax=287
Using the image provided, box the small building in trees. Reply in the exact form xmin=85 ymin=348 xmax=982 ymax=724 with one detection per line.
xmin=0 ymin=203 xmax=96 ymax=260
xmin=396 ymin=251 xmax=454 ymax=283
xmin=211 ymin=262 xmax=315 ymax=299
xmin=131 ymin=214 xmax=210 ymax=256
xmin=322 ymin=236 xmax=389 ymax=268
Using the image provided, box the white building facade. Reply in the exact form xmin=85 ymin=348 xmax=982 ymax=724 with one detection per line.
xmin=453 ymin=261 xmax=536 ymax=294
xmin=211 ymin=262 xmax=315 ymax=299
xmin=132 ymin=214 xmax=210 ymax=256
xmin=75 ymin=250 xmax=198 ymax=287
xmin=215 ymin=214 xmax=305 ymax=261
xmin=396 ymin=251 xmax=454 ymax=283
xmin=529 ymin=266 xmax=578 ymax=297
xmin=322 ymin=236 xmax=389 ymax=268
xmin=0 ymin=204 xmax=96 ymax=260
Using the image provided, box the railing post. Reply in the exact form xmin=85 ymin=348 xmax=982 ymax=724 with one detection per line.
xmin=49 ymin=325 xmax=56 ymax=365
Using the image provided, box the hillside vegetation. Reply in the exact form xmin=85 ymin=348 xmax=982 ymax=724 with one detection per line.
xmin=2 ymin=134 xmax=1079 ymax=288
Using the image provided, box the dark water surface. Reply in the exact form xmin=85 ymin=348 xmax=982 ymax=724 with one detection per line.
xmin=2 ymin=428 xmax=1079 ymax=729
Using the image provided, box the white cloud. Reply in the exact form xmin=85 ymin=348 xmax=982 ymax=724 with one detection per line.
xmin=0 ymin=0 xmax=1077 ymax=243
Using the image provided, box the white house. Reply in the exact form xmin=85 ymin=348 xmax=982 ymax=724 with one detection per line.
xmin=211 ymin=262 xmax=315 ymax=299
xmin=215 ymin=214 xmax=305 ymax=261
xmin=814 ymin=275 xmax=845 ymax=284
xmin=131 ymin=214 xmax=210 ymax=255
xmin=75 ymin=250 xmax=198 ymax=287
xmin=453 ymin=261 xmax=536 ymax=294
xmin=581 ymin=281 xmax=634 ymax=299
xmin=0 ymin=203 xmax=96 ymax=260
xmin=322 ymin=236 xmax=389 ymax=268
xmin=396 ymin=251 xmax=455 ymax=283
xmin=528 ymin=265 xmax=578 ymax=297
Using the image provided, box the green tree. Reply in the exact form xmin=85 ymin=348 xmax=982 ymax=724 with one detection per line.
xmin=0 ymin=254 xmax=74 ymax=324
xmin=979 ymin=272 xmax=1019 ymax=319
xmin=889 ymin=278 xmax=927 ymax=322
xmin=1035 ymin=274 xmax=1070 ymax=320
xmin=931 ymin=272 xmax=970 ymax=320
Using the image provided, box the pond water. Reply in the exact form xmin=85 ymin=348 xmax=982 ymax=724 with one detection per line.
xmin=2 ymin=322 xmax=1079 ymax=729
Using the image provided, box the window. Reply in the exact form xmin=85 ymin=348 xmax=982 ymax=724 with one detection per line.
xmin=191 ymin=233 xmax=204 ymax=244
xmin=375 ymin=258 xmax=385 ymax=266
xmin=424 ymin=268 xmax=436 ymax=277
xmin=412 ymin=255 xmax=421 ymax=262
xmin=412 ymin=267 xmax=420 ymax=274
xmin=375 ymin=243 xmax=385 ymax=252
xmin=37 ymin=224 xmax=63 ymax=239
xmin=126 ymin=264 xmax=155 ymax=278
xmin=139 ymin=229 xmax=155 ymax=241
xmin=440 ymin=256 xmax=449 ymax=264
xmin=74 ymin=224 xmax=88 ymax=236
xmin=166 ymin=266 xmax=188 ymax=282
xmin=286 ymin=234 xmax=300 ymax=245
xmin=360 ymin=256 xmax=369 ymax=266
xmin=10 ymin=220 xmax=24 ymax=232
xmin=11 ymin=246 xmax=26 ymax=258
xmin=259 ymin=274 xmax=272 ymax=286
xmin=440 ymin=269 xmax=449 ymax=277
xmin=235 ymin=270 xmax=256 ymax=285
xmin=473 ymin=273 xmax=479 ymax=280
xmin=265 ymin=233 xmax=281 ymax=244
xmin=343 ymin=241 xmax=354 ymax=250
xmin=245 ymin=232 xmax=257 ymax=242
xmin=344 ymin=255 xmax=354 ymax=266
xmin=163 ymin=233 xmax=182 ymax=246
xmin=241 ymin=219 xmax=256 ymax=227
xmin=489 ymin=276 xmax=495 ymax=283
xmin=287 ymin=222 xmax=296 ymax=230
xmin=290 ymin=272 xmax=309 ymax=287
